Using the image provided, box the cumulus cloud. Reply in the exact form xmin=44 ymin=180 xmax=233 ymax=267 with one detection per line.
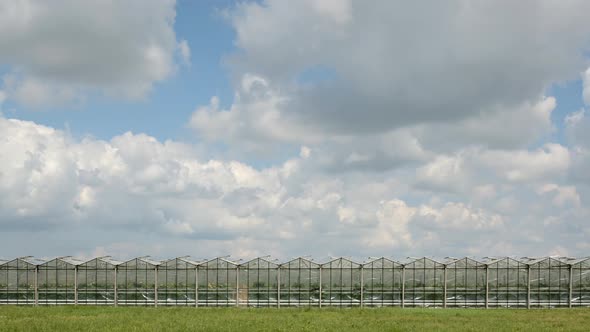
xmin=190 ymin=72 xmax=557 ymax=173
xmin=365 ymin=199 xmax=415 ymax=248
xmin=2 ymin=1 xmax=590 ymax=259
xmin=0 ymin=89 xmax=6 ymax=111
xmin=0 ymin=0 xmax=186 ymax=107
xmin=417 ymin=202 xmax=504 ymax=230
xmin=189 ymin=74 xmax=322 ymax=153
xmin=415 ymin=154 xmax=469 ymax=193
xmin=565 ymin=109 xmax=590 ymax=184
xmin=478 ymin=144 xmax=571 ymax=183
xmin=413 ymin=143 xmax=572 ymax=199
xmin=537 ymin=184 xmax=581 ymax=207
xmin=177 ymin=39 xmax=191 ymax=66
xmin=583 ymin=67 xmax=590 ymax=105
xmin=227 ymin=0 xmax=590 ymax=134
xmin=411 ymin=96 xmax=557 ymax=151
xmin=2 ymin=115 xmax=588 ymax=258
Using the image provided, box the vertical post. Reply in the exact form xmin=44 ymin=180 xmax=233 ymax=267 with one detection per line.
xmin=74 ymin=266 xmax=78 ymax=306
xmin=236 ymin=266 xmax=240 ymax=307
xmin=195 ymin=266 xmax=199 ymax=307
xmin=319 ymin=266 xmax=322 ymax=308
xmin=34 ymin=266 xmax=38 ymax=306
xmin=485 ymin=265 xmax=489 ymax=309
xmin=568 ymin=265 xmax=573 ymax=308
xmin=114 ymin=266 xmax=118 ymax=307
xmin=360 ymin=265 xmax=364 ymax=308
xmin=277 ymin=266 xmax=281 ymax=308
xmin=443 ymin=265 xmax=447 ymax=308
xmin=526 ymin=265 xmax=531 ymax=309
xmin=401 ymin=265 xmax=405 ymax=308
xmin=154 ymin=266 xmax=158 ymax=308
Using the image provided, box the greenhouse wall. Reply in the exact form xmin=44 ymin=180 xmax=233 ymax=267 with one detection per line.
xmin=279 ymin=258 xmax=320 ymax=307
xmin=158 ymin=258 xmax=198 ymax=306
xmin=238 ymin=258 xmax=279 ymax=307
xmin=77 ymin=258 xmax=118 ymax=305
xmin=197 ymin=258 xmax=238 ymax=307
xmin=116 ymin=258 xmax=158 ymax=306
xmin=0 ymin=256 xmax=588 ymax=308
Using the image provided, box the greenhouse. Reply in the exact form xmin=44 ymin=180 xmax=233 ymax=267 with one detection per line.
xmin=279 ymin=257 xmax=320 ymax=307
xmin=77 ymin=256 xmax=119 ymax=305
xmin=0 ymin=256 xmax=588 ymax=308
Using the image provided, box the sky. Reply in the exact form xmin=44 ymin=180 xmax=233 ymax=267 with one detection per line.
xmin=1 ymin=0 xmax=590 ymax=262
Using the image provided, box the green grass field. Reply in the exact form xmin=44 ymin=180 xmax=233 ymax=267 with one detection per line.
xmin=0 ymin=306 xmax=588 ymax=331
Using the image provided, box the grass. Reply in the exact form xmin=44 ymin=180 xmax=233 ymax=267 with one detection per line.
xmin=0 ymin=306 xmax=589 ymax=331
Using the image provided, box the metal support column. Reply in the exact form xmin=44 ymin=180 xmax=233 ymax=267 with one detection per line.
xmin=34 ymin=266 xmax=38 ymax=306
xmin=401 ymin=265 xmax=405 ymax=308
xmin=443 ymin=265 xmax=447 ymax=308
xmin=114 ymin=266 xmax=118 ymax=307
xmin=195 ymin=265 xmax=199 ymax=308
xmin=526 ymin=265 xmax=531 ymax=309
xmin=277 ymin=266 xmax=281 ymax=308
xmin=154 ymin=266 xmax=158 ymax=307
xmin=319 ymin=266 xmax=322 ymax=308
xmin=236 ymin=266 xmax=240 ymax=307
xmin=568 ymin=265 xmax=573 ymax=308
xmin=360 ymin=265 xmax=364 ymax=308
xmin=485 ymin=265 xmax=489 ymax=309
xmin=74 ymin=266 xmax=78 ymax=305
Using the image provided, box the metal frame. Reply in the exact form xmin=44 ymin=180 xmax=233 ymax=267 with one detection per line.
xmin=279 ymin=257 xmax=320 ymax=307
xmin=116 ymin=257 xmax=159 ymax=306
xmin=0 ymin=257 xmax=38 ymax=305
xmin=77 ymin=257 xmax=119 ymax=306
xmin=444 ymin=258 xmax=487 ymax=308
xmin=361 ymin=257 xmax=403 ymax=307
xmin=526 ymin=257 xmax=570 ymax=308
xmin=158 ymin=257 xmax=199 ymax=306
xmin=238 ymin=257 xmax=279 ymax=307
xmin=197 ymin=257 xmax=239 ymax=307
xmin=37 ymin=257 xmax=81 ymax=305
xmin=402 ymin=257 xmax=445 ymax=307
xmin=485 ymin=257 xmax=528 ymax=308
xmin=320 ymin=258 xmax=362 ymax=307
xmin=1 ymin=255 xmax=589 ymax=308
xmin=571 ymin=257 xmax=590 ymax=307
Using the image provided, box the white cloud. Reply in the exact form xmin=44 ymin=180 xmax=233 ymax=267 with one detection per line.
xmin=415 ymin=154 xmax=468 ymax=192
xmin=177 ymin=39 xmax=191 ymax=66
xmin=565 ymin=109 xmax=590 ymax=184
xmin=189 ymin=74 xmax=322 ymax=152
xmin=190 ymin=71 xmax=557 ymax=173
xmin=228 ymin=0 xmax=590 ymax=134
xmin=412 ymin=96 xmax=556 ymax=151
xmin=537 ymin=184 xmax=581 ymax=207
xmin=2 ymin=74 xmax=81 ymax=108
xmin=2 ymin=1 xmax=590 ymax=259
xmin=365 ymin=199 xmax=415 ymax=248
xmin=566 ymin=109 xmax=590 ymax=148
xmin=307 ymin=0 xmax=352 ymax=24
xmin=417 ymin=202 xmax=504 ymax=230
xmin=0 ymin=0 xmax=182 ymax=107
xmin=0 ymin=115 xmax=588 ymax=258
xmin=565 ymin=109 xmax=585 ymax=128
xmin=299 ymin=146 xmax=311 ymax=159
xmin=0 ymin=89 xmax=5 ymax=112
xmin=478 ymin=144 xmax=570 ymax=183
xmin=583 ymin=67 xmax=590 ymax=105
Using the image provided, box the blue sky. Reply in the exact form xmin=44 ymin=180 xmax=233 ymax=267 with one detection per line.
xmin=0 ymin=0 xmax=585 ymax=152
xmin=1 ymin=1 xmax=236 ymax=142
xmin=1 ymin=0 xmax=590 ymax=260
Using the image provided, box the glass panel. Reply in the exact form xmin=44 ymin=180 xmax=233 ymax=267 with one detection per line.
xmin=279 ymin=258 xmax=320 ymax=307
